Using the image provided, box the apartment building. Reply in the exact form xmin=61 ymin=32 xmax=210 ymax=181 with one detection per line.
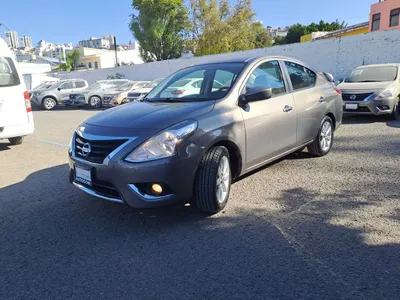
xmin=5 ymin=30 xmax=19 ymax=49
xmin=370 ymin=0 xmax=400 ymax=31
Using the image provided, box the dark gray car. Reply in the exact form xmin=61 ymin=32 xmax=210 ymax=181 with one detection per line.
xmin=68 ymin=56 xmax=343 ymax=213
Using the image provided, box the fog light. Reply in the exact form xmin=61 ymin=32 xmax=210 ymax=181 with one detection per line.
xmin=151 ymin=184 xmax=163 ymax=195
xmin=378 ymin=105 xmax=390 ymax=110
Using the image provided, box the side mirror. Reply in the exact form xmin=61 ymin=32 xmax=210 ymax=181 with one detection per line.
xmin=240 ymin=87 xmax=273 ymax=104
xmin=57 ymin=87 xmax=61 ymax=91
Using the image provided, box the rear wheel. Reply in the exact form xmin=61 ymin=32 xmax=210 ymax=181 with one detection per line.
xmin=307 ymin=116 xmax=334 ymax=157
xmin=42 ymin=97 xmax=57 ymax=110
xmin=194 ymin=146 xmax=231 ymax=214
xmin=89 ymin=96 xmax=102 ymax=109
xmin=391 ymin=98 xmax=400 ymax=120
xmin=9 ymin=136 xmax=23 ymax=145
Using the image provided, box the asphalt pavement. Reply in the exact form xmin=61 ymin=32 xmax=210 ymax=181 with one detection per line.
xmin=1 ymin=108 xmax=399 ymax=300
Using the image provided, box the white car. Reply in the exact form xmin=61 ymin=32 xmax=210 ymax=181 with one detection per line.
xmin=0 ymin=38 xmax=34 ymax=145
xmin=160 ymin=78 xmax=224 ymax=98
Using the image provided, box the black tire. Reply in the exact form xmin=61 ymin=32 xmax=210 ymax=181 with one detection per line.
xmin=42 ymin=97 xmax=57 ymax=110
xmin=89 ymin=96 xmax=102 ymax=109
xmin=9 ymin=136 xmax=23 ymax=145
xmin=307 ymin=116 xmax=334 ymax=157
xmin=194 ymin=146 xmax=231 ymax=214
xmin=391 ymin=98 xmax=400 ymax=120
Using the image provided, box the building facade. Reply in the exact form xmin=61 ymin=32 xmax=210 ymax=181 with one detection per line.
xmin=36 ymin=40 xmax=73 ymax=60
xmin=5 ymin=30 xmax=19 ymax=49
xmin=78 ymin=37 xmax=112 ymax=50
xmin=301 ymin=22 xmax=370 ymax=42
xmin=370 ymin=0 xmax=400 ymax=32
xmin=19 ymin=35 xmax=33 ymax=48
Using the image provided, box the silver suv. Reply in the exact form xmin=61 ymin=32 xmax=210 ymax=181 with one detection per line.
xmin=31 ymin=79 xmax=88 ymax=110
xmin=69 ymin=79 xmax=129 ymax=109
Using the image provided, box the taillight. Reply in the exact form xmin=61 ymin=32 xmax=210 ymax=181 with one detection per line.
xmin=24 ymin=91 xmax=32 ymax=113
xmin=334 ymin=88 xmax=342 ymax=95
xmin=171 ymin=90 xmax=184 ymax=95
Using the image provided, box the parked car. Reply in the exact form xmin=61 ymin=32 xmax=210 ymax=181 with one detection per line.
xmin=0 ymin=38 xmax=34 ymax=145
xmin=126 ymin=78 xmax=164 ymax=103
xmin=30 ymin=79 xmax=89 ymax=110
xmin=69 ymin=79 xmax=129 ymax=109
xmin=68 ymin=56 xmax=343 ymax=213
xmin=102 ymin=81 xmax=149 ymax=107
xmin=338 ymin=64 xmax=400 ymax=120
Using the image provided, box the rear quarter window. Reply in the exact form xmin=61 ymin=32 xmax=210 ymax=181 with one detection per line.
xmin=0 ymin=57 xmax=21 ymax=87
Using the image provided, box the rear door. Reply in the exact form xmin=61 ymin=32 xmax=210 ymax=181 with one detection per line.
xmin=0 ymin=56 xmax=28 ymax=127
xmin=283 ymin=61 xmax=328 ymax=145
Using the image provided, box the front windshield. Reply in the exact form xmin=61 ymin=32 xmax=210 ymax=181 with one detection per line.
xmin=145 ymin=63 xmax=245 ymax=102
xmin=117 ymin=82 xmax=133 ymax=91
xmin=34 ymin=82 xmax=54 ymax=90
xmin=345 ymin=66 xmax=398 ymax=83
xmin=145 ymin=78 xmax=164 ymax=88
xmin=87 ymin=82 xmax=104 ymax=90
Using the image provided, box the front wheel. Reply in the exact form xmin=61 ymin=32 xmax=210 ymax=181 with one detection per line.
xmin=307 ymin=116 xmax=334 ymax=157
xmin=9 ymin=136 xmax=23 ymax=145
xmin=391 ymin=99 xmax=400 ymax=120
xmin=194 ymin=146 xmax=231 ymax=214
xmin=89 ymin=96 xmax=102 ymax=109
xmin=42 ymin=97 xmax=57 ymax=110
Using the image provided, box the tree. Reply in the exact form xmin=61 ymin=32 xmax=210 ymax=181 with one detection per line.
xmin=58 ymin=50 xmax=80 ymax=72
xmin=278 ymin=20 xmax=347 ymax=45
xmin=129 ymin=0 xmax=189 ymax=62
xmin=188 ymin=0 xmax=270 ymax=56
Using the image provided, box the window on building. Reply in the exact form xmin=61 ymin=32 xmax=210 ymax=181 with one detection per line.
xmin=88 ymin=62 xmax=92 ymax=69
xmin=390 ymin=9 xmax=400 ymax=27
xmin=371 ymin=13 xmax=381 ymax=31
xmin=94 ymin=61 xmax=99 ymax=69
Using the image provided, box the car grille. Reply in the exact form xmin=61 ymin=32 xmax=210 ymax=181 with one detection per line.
xmin=342 ymin=93 xmax=374 ymax=101
xmin=127 ymin=93 xmax=142 ymax=98
xmin=74 ymin=135 xmax=128 ymax=164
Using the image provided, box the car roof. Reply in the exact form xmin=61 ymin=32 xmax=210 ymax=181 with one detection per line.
xmin=356 ymin=63 xmax=400 ymax=68
xmin=0 ymin=38 xmax=13 ymax=57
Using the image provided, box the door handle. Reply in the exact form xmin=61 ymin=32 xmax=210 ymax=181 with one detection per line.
xmin=283 ymin=105 xmax=293 ymax=112
xmin=319 ymin=97 xmax=325 ymax=103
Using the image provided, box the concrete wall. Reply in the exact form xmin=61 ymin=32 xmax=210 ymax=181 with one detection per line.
xmin=57 ymin=29 xmax=400 ymax=83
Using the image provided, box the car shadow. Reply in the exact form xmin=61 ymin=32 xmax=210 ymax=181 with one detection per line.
xmin=0 ymin=164 xmax=399 ymax=300
xmin=0 ymin=141 xmax=11 ymax=151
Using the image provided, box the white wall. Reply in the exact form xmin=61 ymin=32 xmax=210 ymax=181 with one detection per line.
xmin=57 ymin=29 xmax=400 ymax=84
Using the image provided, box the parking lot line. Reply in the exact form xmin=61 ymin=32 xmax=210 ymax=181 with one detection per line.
xmin=40 ymin=140 xmax=69 ymax=148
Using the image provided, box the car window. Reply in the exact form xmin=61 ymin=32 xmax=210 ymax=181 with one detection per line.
xmin=285 ymin=61 xmax=316 ymax=90
xmin=75 ymin=81 xmax=86 ymax=88
xmin=146 ymin=62 xmax=245 ymax=102
xmin=0 ymin=57 xmax=20 ymax=87
xmin=192 ymin=80 xmax=203 ymax=88
xmin=245 ymin=60 xmax=286 ymax=95
xmin=344 ymin=66 xmax=398 ymax=83
xmin=60 ymin=82 xmax=74 ymax=90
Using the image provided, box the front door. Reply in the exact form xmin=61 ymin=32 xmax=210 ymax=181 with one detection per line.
xmin=240 ymin=60 xmax=298 ymax=169
xmin=59 ymin=82 xmax=75 ymax=101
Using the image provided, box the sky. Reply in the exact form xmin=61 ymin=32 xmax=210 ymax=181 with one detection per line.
xmin=1 ymin=0 xmax=377 ymax=46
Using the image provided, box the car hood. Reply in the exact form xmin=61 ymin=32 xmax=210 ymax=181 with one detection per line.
xmin=338 ymin=81 xmax=393 ymax=92
xmin=85 ymin=100 xmax=215 ymax=129
xmin=128 ymin=87 xmax=152 ymax=94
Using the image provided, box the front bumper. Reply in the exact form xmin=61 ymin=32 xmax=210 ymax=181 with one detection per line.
xmin=68 ymin=134 xmax=202 ymax=209
xmin=343 ymin=97 xmax=396 ymax=115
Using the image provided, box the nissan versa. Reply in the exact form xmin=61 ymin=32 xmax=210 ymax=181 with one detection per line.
xmin=68 ymin=56 xmax=343 ymax=213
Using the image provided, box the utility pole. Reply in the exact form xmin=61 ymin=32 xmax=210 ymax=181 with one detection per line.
xmin=114 ymin=36 xmax=118 ymax=67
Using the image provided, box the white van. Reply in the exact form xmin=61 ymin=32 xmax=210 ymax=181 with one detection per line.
xmin=0 ymin=38 xmax=34 ymax=145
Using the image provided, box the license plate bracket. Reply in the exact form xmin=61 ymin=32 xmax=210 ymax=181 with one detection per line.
xmin=75 ymin=165 xmax=92 ymax=186
xmin=345 ymin=103 xmax=358 ymax=110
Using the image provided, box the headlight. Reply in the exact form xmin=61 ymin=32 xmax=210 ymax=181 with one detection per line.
xmin=375 ymin=88 xmax=395 ymax=100
xmin=125 ymin=120 xmax=197 ymax=163
xmin=68 ymin=134 xmax=74 ymax=154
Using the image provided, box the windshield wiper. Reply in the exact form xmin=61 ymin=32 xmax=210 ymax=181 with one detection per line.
xmin=357 ymin=80 xmax=383 ymax=83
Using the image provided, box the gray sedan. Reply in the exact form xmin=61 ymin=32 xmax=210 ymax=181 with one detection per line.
xmin=68 ymin=56 xmax=343 ymax=213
